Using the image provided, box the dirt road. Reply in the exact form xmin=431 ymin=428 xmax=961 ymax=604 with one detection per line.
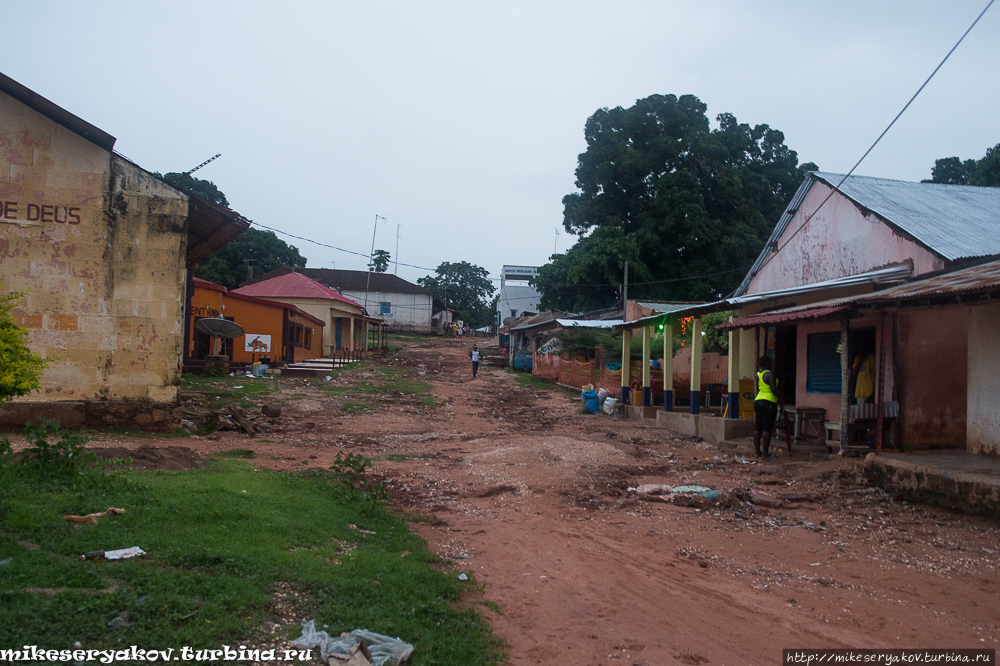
xmin=85 ymin=338 xmax=1000 ymax=664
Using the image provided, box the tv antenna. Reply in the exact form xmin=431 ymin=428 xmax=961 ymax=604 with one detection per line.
xmin=186 ymin=153 xmax=222 ymax=175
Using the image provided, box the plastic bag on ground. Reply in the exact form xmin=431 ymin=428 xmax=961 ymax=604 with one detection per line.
xmin=291 ymin=620 xmax=414 ymax=665
xmin=601 ymin=397 xmax=617 ymax=415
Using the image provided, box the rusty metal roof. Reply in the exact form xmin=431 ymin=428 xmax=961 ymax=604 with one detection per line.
xmin=850 ymin=257 xmax=1000 ymax=305
xmin=717 ymin=305 xmax=849 ymax=330
xmin=715 ymin=258 xmax=1000 ymax=327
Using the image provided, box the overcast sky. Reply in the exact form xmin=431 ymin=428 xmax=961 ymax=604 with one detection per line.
xmin=4 ymin=1 xmax=997 ymax=287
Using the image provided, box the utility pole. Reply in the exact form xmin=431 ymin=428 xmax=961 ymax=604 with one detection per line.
xmin=363 ymin=214 xmax=384 ymax=317
xmin=394 ymin=223 xmax=400 ymax=276
xmin=554 ymin=227 xmax=559 ymax=255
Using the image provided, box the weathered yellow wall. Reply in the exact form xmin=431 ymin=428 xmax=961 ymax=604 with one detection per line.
xmin=1 ymin=92 xmax=189 ymax=403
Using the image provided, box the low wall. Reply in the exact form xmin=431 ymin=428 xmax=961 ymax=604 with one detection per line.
xmin=0 ymin=401 xmax=179 ymax=432
xmin=654 ymin=411 xmax=754 ymax=445
xmin=863 ymin=452 xmax=1000 ymax=516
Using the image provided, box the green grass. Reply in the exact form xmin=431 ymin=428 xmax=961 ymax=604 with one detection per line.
xmin=0 ymin=456 xmax=503 ymax=664
xmin=419 ymin=396 xmax=444 ymax=409
xmin=506 ymin=369 xmax=579 ymax=398
xmin=342 ymin=401 xmax=374 ymax=414
xmin=181 ymin=374 xmax=284 ymax=410
xmin=213 ymin=448 xmax=255 ymax=459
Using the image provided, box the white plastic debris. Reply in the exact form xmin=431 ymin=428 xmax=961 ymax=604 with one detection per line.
xmin=291 ymin=621 xmax=413 ymax=666
xmin=458 ymin=573 xmax=468 ymax=581
xmin=104 ymin=547 xmax=145 ymax=560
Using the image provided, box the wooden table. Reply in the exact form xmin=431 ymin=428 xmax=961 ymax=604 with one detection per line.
xmin=779 ymin=406 xmax=826 ymax=447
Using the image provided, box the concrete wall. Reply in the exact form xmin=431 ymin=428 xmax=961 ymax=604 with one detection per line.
xmin=896 ymin=307 xmax=967 ymax=449
xmin=1 ymin=92 xmax=189 ymax=403
xmin=968 ymin=303 xmax=1000 ymax=455
xmin=748 ymin=182 xmax=944 ymax=294
xmin=341 ymin=289 xmax=432 ymax=330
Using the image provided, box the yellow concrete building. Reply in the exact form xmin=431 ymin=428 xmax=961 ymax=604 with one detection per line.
xmin=0 ymin=72 xmax=248 ymax=419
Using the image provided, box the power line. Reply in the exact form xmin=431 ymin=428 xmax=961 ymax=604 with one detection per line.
xmin=753 ymin=0 xmax=994 ymax=278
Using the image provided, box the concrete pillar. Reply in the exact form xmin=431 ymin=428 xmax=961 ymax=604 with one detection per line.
xmin=663 ymin=319 xmax=673 ymax=411
xmin=349 ymin=317 xmax=356 ymax=353
xmin=690 ymin=317 xmax=703 ymax=415
xmin=621 ymin=328 xmax=631 ymax=404
xmin=642 ymin=325 xmax=652 ymax=406
xmin=727 ymin=320 xmax=741 ymax=419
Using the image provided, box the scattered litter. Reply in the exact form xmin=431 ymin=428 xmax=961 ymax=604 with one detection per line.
xmin=672 ymin=485 xmax=711 ymax=493
xmin=0 ymin=558 xmax=11 ymax=568
xmin=233 ymin=385 xmax=243 ymax=389
xmin=64 ymin=507 xmax=125 ymax=526
xmin=634 ymin=484 xmax=672 ymax=495
xmin=457 ymin=573 xmax=468 ymax=581
xmin=291 ymin=620 xmax=414 ymax=666
xmin=326 ymin=375 xmax=333 ymax=381
xmin=348 ymin=524 xmax=376 ymax=535
xmin=448 ymin=554 xmax=472 ymax=560
xmin=809 ymin=562 xmax=822 ymax=567
xmin=753 ymin=584 xmax=769 ymax=589
xmin=105 ymin=547 xmax=146 ymax=560
xmin=983 ymin=547 xmax=997 ymax=555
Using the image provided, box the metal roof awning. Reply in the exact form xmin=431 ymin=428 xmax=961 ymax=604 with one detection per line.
xmin=555 ymin=319 xmax=623 ymax=329
xmin=716 ymin=305 xmax=849 ymax=330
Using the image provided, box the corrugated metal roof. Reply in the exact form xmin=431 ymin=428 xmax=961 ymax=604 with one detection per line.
xmin=717 ymin=306 xmax=849 ymax=330
xmin=735 ymin=172 xmax=1000 ymax=296
xmin=633 ymin=301 xmax=701 ymax=314
xmin=232 ymin=271 xmax=362 ymax=307
xmin=811 ymin=172 xmax=1000 ymax=262
xmin=712 ymin=258 xmax=1000 ymax=325
xmin=555 ymin=319 xmax=624 ymax=329
xmin=852 ymin=257 xmax=1000 ymax=305
xmin=667 ymin=264 xmax=912 ymax=321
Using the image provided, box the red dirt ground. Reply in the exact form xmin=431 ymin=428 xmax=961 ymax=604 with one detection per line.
xmin=45 ymin=338 xmax=1000 ymax=664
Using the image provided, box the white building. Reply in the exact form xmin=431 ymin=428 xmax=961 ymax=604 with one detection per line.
xmin=249 ymin=268 xmax=436 ymax=332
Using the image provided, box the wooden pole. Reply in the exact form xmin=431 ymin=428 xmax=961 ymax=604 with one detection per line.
xmin=839 ymin=317 xmax=850 ymax=454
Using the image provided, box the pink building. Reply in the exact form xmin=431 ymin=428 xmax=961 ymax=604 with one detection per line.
xmin=670 ymin=172 xmax=1000 ymax=454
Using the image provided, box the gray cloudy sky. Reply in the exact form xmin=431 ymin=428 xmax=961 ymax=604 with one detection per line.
xmin=5 ymin=1 xmax=997 ymax=286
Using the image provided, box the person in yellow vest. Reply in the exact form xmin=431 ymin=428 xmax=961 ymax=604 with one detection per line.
xmin=753 ymin=356 xmax=779 ymax=459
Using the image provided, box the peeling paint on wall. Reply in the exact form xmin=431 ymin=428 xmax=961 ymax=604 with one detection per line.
xmin=1 ymin=91 xmax=189 ymax=403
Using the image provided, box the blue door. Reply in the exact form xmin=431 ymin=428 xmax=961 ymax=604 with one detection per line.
xmin=335 ymin=318 xmax=342 ymax=351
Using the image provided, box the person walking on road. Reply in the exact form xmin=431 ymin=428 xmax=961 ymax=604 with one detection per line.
xmin=470 ymin=344 xmax=480 ymax=378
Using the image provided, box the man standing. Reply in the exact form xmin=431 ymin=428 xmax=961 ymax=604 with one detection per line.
xmin=470 ymin=344 xmax=480 ymax=378
xmin=753 ymin=356 xmax=779 ymax=459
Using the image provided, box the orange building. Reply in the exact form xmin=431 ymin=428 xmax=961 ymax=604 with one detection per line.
xmin=186 ymin=278 xmax=325 ymax=366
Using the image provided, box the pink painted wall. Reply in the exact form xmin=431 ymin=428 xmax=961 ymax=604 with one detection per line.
xmin=749 ymin=182 xmax=944 ymax=294
xmin=794 ymin=315 xmax=895 ymax=440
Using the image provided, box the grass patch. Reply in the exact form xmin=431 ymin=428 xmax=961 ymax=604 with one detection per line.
xmin=419 ymin=396 xmax=444 ymax=409
xmin=0 ymin=426 xmax=502 ymax=664
xmin=507 ymin=370 xmax=579 ymax=398
xmin=342 ymin=401 xmax=374 ymax=414
xmin=213 ymin=448 xmax=256 ymax=459
xmin=181 ymin=374 xmax=284 ymax=410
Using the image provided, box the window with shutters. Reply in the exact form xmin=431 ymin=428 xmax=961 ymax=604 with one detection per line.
xmin=806 ymin=331 xmax=842 ymax=394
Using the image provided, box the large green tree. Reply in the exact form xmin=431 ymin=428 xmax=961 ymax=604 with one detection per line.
xmin=542 ymin=94 xmax=816 ymax=310
xmin=417 ymin=262 xmax=496 ymax=328
xmin=161 ymin=172 xmax=229 ymax=206
xmin=924 ymin=142 xmax=1000 ymax=187
xmin=195 ymin=228 xmax=307 ymax=289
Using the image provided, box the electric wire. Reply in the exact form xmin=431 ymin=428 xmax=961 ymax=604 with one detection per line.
xmin=752 ymin=0 xmax=994 ymax=279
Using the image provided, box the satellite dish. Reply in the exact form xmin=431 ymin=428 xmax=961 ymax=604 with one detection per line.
xmin=502 ymin=317 xmax=516 ymax=327
xmin=195 ymin=318 xmax=245 ymax=338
